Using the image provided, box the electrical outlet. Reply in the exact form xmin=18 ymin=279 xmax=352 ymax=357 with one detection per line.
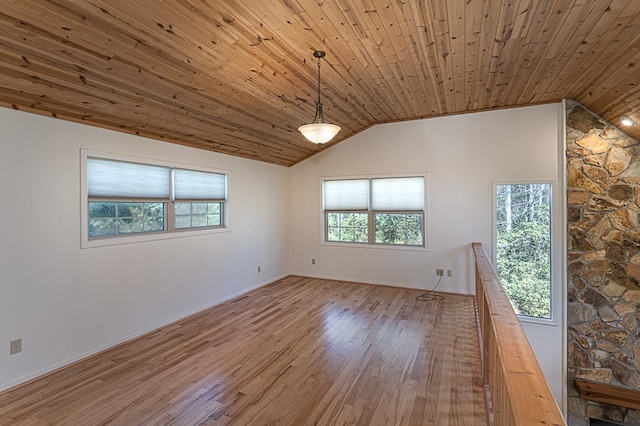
xmin=447 ymin=269 xmax=453 ymax=277
xmin=10 ymin=338 xmax=22 ymax=355
xmin=436 ymin=269 xmax=444 ymax=276
xmin=257 ymin=266 xmax=261 ymax=273
xmin=312 ymin=258 xmax=316 ymax=265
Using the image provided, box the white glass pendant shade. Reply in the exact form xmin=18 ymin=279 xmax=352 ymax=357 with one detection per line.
xmin=298 ymin=122 xmax=341 ymax=144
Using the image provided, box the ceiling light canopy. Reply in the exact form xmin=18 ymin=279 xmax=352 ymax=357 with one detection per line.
xmin=621 ymin=116 xmax=637 ymax=127
xmin=299 ymin=51 xmax=341 ymax=145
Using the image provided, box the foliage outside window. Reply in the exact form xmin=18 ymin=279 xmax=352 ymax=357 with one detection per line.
xmin=375 ymin=213 xmax=423 ymax=245
xmin=496 ymin=183 xmax=552 ymax=319
xmin=87 ymin=157 xmax=226 ymax=239
xmin=326 ymin=213 xmax=368 ymax=243
xmin=323 ymin=177 xmax=425 ymax=247
xmin=175 ymin=202 xmax=223 ymax=229
xmin=89 ymin=202 xmax=165 ymax=237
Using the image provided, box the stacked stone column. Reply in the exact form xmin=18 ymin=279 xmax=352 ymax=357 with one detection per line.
xmin=566 ymin=100 xmax=640 ymax=425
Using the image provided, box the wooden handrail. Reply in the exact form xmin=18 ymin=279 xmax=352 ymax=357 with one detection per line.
xmin=472 ymin=242 xmax=566 ymax=426
xmin=575 ymin=378 xmax=640 ymax=410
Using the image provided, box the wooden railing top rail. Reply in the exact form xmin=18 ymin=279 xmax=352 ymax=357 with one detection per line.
xmin=575 ymin=378 xmax=640 ymax=410
xmin=473 ymin=242 xmax=566 ymax=425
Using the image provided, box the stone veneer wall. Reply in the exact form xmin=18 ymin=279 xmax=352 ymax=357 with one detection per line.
xmin=566 ymin=99 xmax=640 ymax=425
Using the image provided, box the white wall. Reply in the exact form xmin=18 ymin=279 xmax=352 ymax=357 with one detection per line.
xmin=0 ymin=108 xmax=290 ymax=391
xmin=289 ymin=103 xmax=566 ymax=406
xmin=290 ymin=104 xmax=561 ymax=291
xmin=0 ymin=104 xmax=566 ymax=409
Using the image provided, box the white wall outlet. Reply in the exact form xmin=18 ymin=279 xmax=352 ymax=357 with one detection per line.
xmin=436 ymin=269 xmax=444 ymax=276
xmin=10 ymin=338 xmax=22 ymax=355
xmin=447 ymin=269 xmax=453 ymax=277
xmin=257 ymin=266 xmax=261 ymax=273
xmin=312 ymin=258 xmax=316 ymax=265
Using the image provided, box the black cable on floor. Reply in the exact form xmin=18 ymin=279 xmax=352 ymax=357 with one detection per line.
xmin=416 ymin=275 xmax=444 ymax=301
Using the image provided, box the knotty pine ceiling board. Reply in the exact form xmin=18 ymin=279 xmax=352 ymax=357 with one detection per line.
xmin=0 ymin=0 xmax=639 ymax=166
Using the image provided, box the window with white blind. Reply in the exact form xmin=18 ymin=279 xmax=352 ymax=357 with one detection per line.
xmin=323 ymin=176 xmax=425 ymax=247
xmin=85 ymin=155 xmax=227 ymax=243
xmin=173 ymin=169 xmax=226 ymax=230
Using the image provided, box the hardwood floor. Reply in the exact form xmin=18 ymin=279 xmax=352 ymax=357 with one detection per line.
xmin=0 ymin=276 xmax=487 ymax=425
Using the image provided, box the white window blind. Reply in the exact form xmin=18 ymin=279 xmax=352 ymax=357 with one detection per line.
xmin=323 ymin=179 xmax=369 ymax=210
xmin=372 ymin=177 xmax=424 ymax=211
xmin=87 ymin=158 xmax=171 ymax=199
xmin=174 ymin=169 xmax=226 ymax=200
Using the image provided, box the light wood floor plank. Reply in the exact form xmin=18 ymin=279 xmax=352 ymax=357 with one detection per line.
xmin=0 ymin=276 xmax=487 ymax=425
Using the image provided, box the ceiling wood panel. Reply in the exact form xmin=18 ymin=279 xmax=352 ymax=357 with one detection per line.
xmin=0 ymin=0 xmax=639 ymax=166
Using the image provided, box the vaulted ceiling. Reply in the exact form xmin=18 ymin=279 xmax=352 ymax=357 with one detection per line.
xmin=1 ymin=0 xmax=639 ymax=166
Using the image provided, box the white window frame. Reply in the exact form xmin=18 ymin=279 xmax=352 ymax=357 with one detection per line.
xmin=492 ymin=180 xmax=560 ymax=326
xmin=320 ymin=173 xmax=429 ymax=252
xmin=81 ymin=149 xmax=230 ymax=248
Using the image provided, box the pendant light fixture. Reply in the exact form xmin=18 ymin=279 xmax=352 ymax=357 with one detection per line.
xmin=298 ymin=51 xmax=341 ymax=145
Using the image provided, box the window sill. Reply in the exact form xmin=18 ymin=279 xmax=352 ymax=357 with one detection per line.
xmin=320 ymin=240 xmax=429 ymax=252
xmin=517 ymin=315 xmax=558 ymax=327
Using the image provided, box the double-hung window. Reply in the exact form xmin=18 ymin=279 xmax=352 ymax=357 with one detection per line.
xmin=323 ymin=176 xmax=425 ymax=247
xmin=85 ymin=155 xmax=227 ymax=244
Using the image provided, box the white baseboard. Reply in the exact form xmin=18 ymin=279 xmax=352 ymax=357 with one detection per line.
xmin=291 ymin=272 xmax=474 ymax=296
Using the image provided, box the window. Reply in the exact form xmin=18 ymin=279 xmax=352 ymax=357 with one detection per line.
xmin=175 ymin=202 xmax=222 ymax=229
xmin=495 ymin=183 xmax=552 ymax=319
xmin=89 ymin=201 xmax=165 ymax=237
xmin=323 ymin=176 xmax=425 ymax=246
xmin=173 ymin=168 xmax=226 ymax=230
xmin=86 ymin=156 xmax=227 ymax=241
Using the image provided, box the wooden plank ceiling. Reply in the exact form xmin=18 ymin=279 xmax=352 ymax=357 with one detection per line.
xmin=0 ymin=0 xmax=639 ymax=166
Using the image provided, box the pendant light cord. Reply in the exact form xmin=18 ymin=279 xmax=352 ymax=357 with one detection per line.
xmin=316 ymin=56 xmax=322 ymax=105
xmin=311 ymin=52 xmax=326 ymax=124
